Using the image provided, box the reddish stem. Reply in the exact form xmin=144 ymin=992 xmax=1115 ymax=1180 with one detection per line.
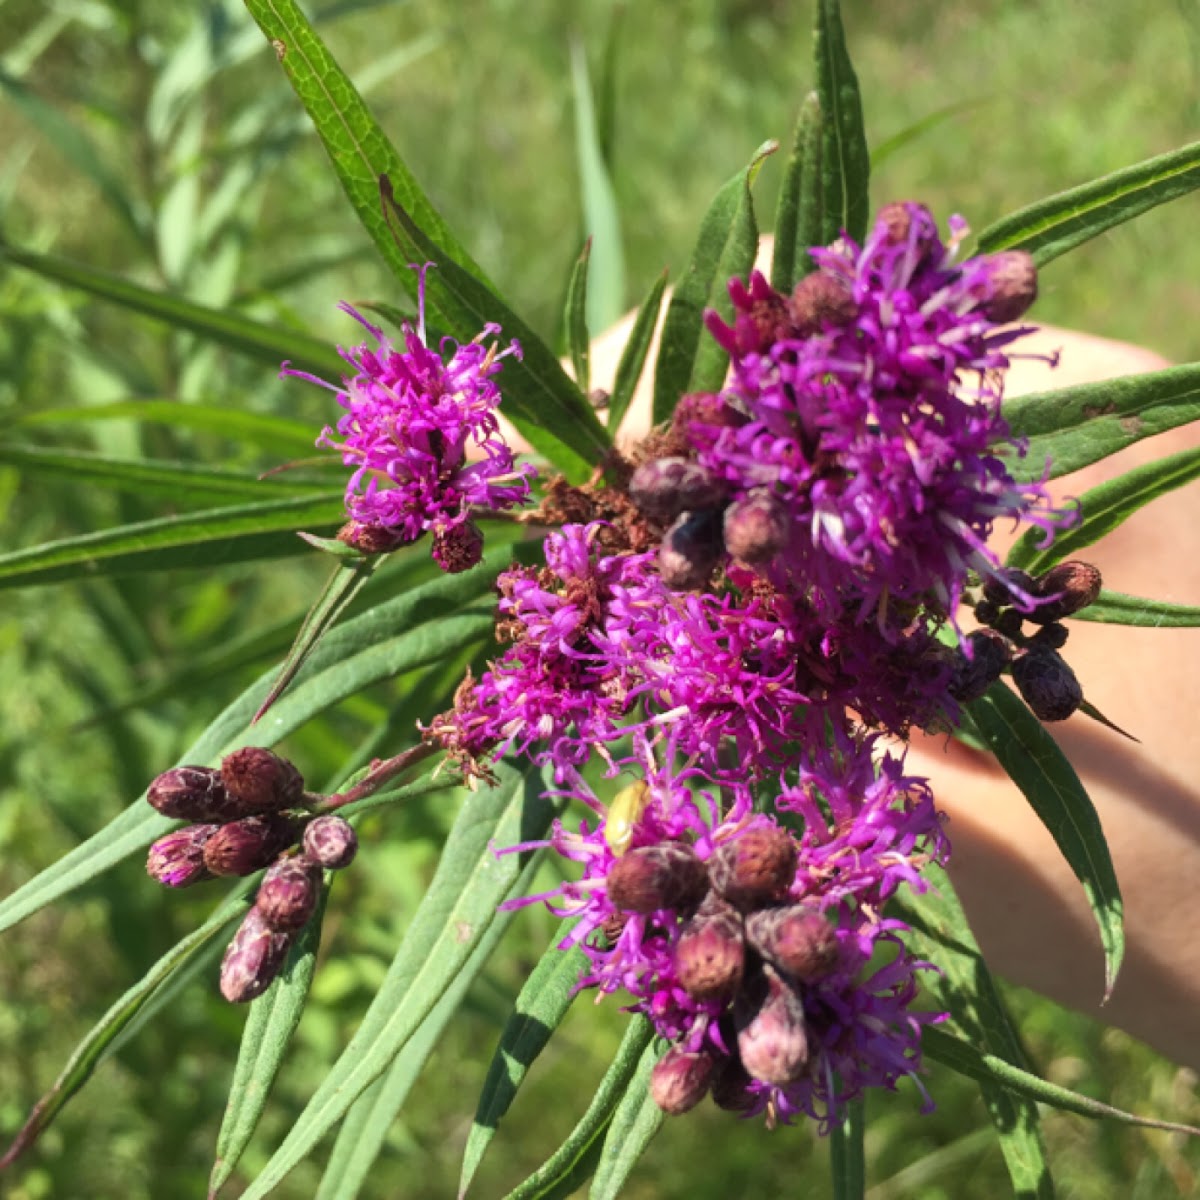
xmin=310 ymin=741 xmax=438 ymax=813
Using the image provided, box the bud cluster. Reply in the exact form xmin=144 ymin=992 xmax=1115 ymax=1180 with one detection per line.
xmin=143 ymin=749 xmax=358 ymax=1002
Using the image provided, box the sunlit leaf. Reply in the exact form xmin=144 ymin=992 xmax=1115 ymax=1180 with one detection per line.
xmin=1073 ymin=589 xmax=1200 ymax=627
xmin=830 ymin=1095 xmax=865 ymax=1200
xmin=771 ymin=90 xmax=822 ymax=290
xmin=565 ymin=238 xmax=592 ymax=396
xmin=588 ymin=1037 xmax=663 ymax=1200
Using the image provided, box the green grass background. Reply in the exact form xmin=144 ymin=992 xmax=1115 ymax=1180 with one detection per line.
xmin=1 ymin=1 xmax=1199 ymax=1197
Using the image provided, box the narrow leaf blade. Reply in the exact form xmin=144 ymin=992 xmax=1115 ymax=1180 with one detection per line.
xmin=1073 ymin=589 xmax=1200 ymax=627
xmin=588 ymin=1038 xmax=663 ymax=1200
xmin=565 ymin=238 xmax=593 ymax=396
xmin=607 ymin=268 xmax=667 ymax=434
xmin=771 ymin=90 xmax=823 ymax=290
xmin=830 ymin=1095 xmax=865 ymax=1200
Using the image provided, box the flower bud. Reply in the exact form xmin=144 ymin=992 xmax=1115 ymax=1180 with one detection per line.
xmin=255 ymin=855 xmax=322 ymax=932
xmin=875 ymin=201 xmax=939 ymax=263
xmin=337 ymin=520 xmax=417 ymax=555
xmin=1030 ymin=622 xmax=1069 ymax=651
xmin=220 ymin=907 xmax=295 ymax=1003
xmin=981 ymin=567 xmax=1036 ymax=608
xmin=1029 ymin=561 xmax=1102 ymax=624
xmin=203 ymin=813 xmax=297 ymax=877
xmin=147 ymin=766 xmax=239 ymax=822
xmin=146 ymin=825 xmax=219 ymax=888
xmin=722 ymin=488 xmax=790 ymax=565
xmin=993 ymin=608 xmax=1025 ymax=639
xmin=221 ymin=747 xmax=304 ymax=813
xmin=1012 ymin=648 xmax=1083 ymax=722
xmin=978 ymin=250 xmax=1038 ymax=324
xmin=735 ymin=964 xmax=810 ymax=1085
xmin=650 ymin=1045 xmax=716 ymax=1115
xmin=605 ymin=842 xmax=708 ymax=914
xmin=629 ymin=458 xmax=728 ymax=525
xmin=709 ymin=826 xmax=797 ymax=910
xmin=745 ymin=906 xmax=840 ymax=983
xmin=657 ymin=510 xmax=724 ymax=591
xmin=948 ymin=628 xmax=1011 ymax=704
xmin=788 ymin=270 xmax=856 ymax=333
xmin=674 ymin=895 xmax=746 ymax=1000
xmin=432 ymin=520 xmax=485 ymax=574
xmin=303 ymin=815 xmax=358 ymax=870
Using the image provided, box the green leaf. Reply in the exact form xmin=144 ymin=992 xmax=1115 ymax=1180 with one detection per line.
xmin=869 ymin=97 xmax=988 ymax=169
xmin=588 ymin=1038 xmax=663 ymax=1200
xmin=210 ymin=897 xmax=326 ymax=1196
xmin=976 ymin=140 xmax=1200 ymax=266
xmin=898 ymin=876 xmax=1055 ymax=1199
xmin=814 ymin=0 xmax=870 ymax=244
xmin=1006 ymin=363 xmax=1200 ymax=481
xmin=379 ymin=182 xmax=612 ymax=481
xmin=830 ymin=1095 xmax=865 ymax=1200
xmin=16 ymin=400 xmax=319 ymax=456
xmin=1073 ymin=589 xmax=1200 ymax=627
xmin=460 ymin=931 xmax=589 ymax=1196
xmin=237 ymin=762 xmax=561 ymax=1199
xmin=565 ymin=238 xmax=593 ymax=396
xmin=923 ymin=1027 xmax=1200 ymax=1137
xmin=652 ymin=141 xmax=776 ymax=424
xmin=0 ymin=553 xmax=518 ymax=935
xmin=314 ymin=887 xmax=523 ymax=1200
xmin=771 ymin=90 xmax=823 ymax=290
xmin=607 ymin=268 xmax=667 ymax=434
xmin=0 ymin=243 xmax=342 ymax=380
xmin=1007 ymin=444 xmax=1200 ymax=575
xmin=0 ymin=888 xmax=251 ymax=1170
xmin=968 ymin=681 xmax=1124 ymax=999
xmin=502 ymin=1017 xmax=655 ymax=1200
xmin=0 ymin=492 xmax=346 ymax=590
xmin=570 ymin=40 xmax=625 ymax=334
xmin=0 ymin=444 xmax=329 ymax=505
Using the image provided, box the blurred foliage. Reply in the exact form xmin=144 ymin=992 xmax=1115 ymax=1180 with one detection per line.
xmin=1 ymin=0 xmax=1198 ymax=1196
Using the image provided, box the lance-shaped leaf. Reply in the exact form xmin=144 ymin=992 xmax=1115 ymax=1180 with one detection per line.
xmin=1007 ymin=443 xmax=1200 ymax=575
xmin=236 ymin=762 xmax=560 ymax=1199
xmin=1006 ymin=362 xmax=1200 ymax=482
xmin=976 ymin=140 xmax=1200 ymax=266
xmin=968 ymin=681 xmax=1123 ymax=998
xmin=379 ymin=182 xmax=611 ymax=482
xmin=830 ymin=1095 xmax=865 ymax=1200
xmin=565 ymin=238 xmax=593 ymax=396
xmin=0 ymin=492 xmax=346 ymax=590
xmin=813 ymin=0 xmax=870 ymax=245
xmin=897 ymin=875 xmax=1054 ymax=1199
xmin=0 ymin=242 xmax=342 ymax=379
xmin=652 ymin=141 xmax=777 ymax=424
xmin=771 ymin=90 xmax=823 ymax=290
xmin=607 ymin=268 xmax=667 ymax=434
xmin=210 ymin=895 xmax=326 ymax=1197
xmin=0 ymin=550 xmax=522 ymax=935
xmin=1 ymin=886 xmax=252 ymax=1170
xmin=588 ymin=1037 xmax=663 ymax=1200
xmin=0 ymin=445 xmax=330 ymax=505
xmin=460 ymin=931 xmax=589 ymax=1196
xmin=1072 ymin=590 xmax=1200 ymax=627
xmin=502 ymin=1017 xmax=655 ymax=1200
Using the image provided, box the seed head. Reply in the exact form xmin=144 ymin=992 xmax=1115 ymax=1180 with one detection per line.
xmin=432 ymin=520 xmax=485 ymax=574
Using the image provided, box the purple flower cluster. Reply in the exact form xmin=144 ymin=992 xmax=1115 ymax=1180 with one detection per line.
xmin=285 ymin=264 xmax=535 ymax=570
xmin=422 ymin=203 xmax=1071 ymax=1127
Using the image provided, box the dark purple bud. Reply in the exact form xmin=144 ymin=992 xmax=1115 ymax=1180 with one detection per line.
xmin=1012 ymin=648 xmax=1084 ymax=722
xmin=972 ymin=597 xmax=1001 ymax=627
xmin=1031 ymin=622 xmax=1069 ymax=651
xmin=722 ymin=488 xmax=790 ymax=564
xmin=147 ymin=825 xmax=219 ymax=888
xmin=982 ymin=567 xmax=1036 ymax=608
xmin=337 ymin=520 xmax=417 ymax=555
xmin=606 ymin=842 xmax=708 ymax=914
xmin=219 ymin=907 xmax=295 ymax=1003
xmin=203 ymin=813 xmax=297 ymax=877
xmin=303 ymin=815 xmax=358 ymax=870
xmin=255 ymin=855 xmax=322 ymax=932
xmin=788 ymin=270 xmax=857 ymax=333
xmin=735 ymin=964 xmax=810 ymax=1085
xmin=221 ymin=747 xmax=304 ymax=813
xmin=709 ymin=826 xmax=797 ymax=910
xmin=745 ymin=906 xmax=840 ymax=983
xmin=948 ymin=628 xmax=1012 ymax=704
xmin=674 ymin=895 xmax=745 ymax=1000
xmin=147 ymin=766 xmax=239 ymax=822
xmin=629 ymin=458 xmax=728 ymax=524
xmin=710 ymin=1054 xmax=756 ymax=1113
xmin=432 ymin=520 xmax=485 ymax=574
xmin=1030 ymin=561 xmax=1103 ymax=624
xmin=650 ymin=1045 xmax=716 ymax=1115
xmin=992 ymin=608 xmax=1025 ymax=639
xmin=657 ymin=510 xmax=724 ymax=591
xmin=978 ymin=250 xmax=1038 ymax=324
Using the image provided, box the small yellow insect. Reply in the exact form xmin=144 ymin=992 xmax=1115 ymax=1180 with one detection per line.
xmin=604 ymin=781 xmax=650 ymax=856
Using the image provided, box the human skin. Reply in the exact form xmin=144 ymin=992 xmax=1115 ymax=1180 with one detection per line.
xmin=565 ymin=275 xmax=1200 ymax=1070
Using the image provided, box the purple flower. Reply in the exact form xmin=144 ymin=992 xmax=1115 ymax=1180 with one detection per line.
xmin=284 ymin=264 xmax=535 ymax=561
